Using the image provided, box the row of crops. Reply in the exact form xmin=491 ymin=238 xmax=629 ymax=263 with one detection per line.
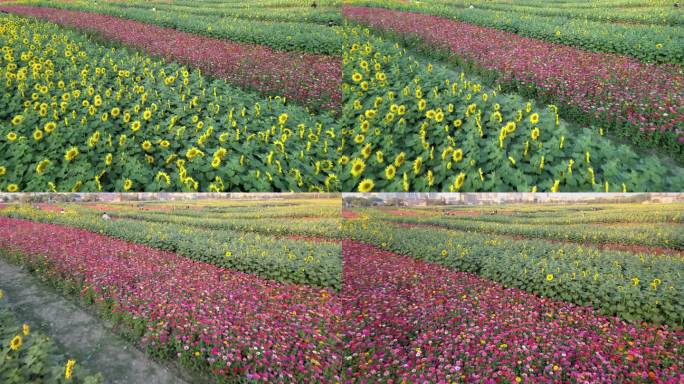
xmin=343 ymin=207 xmax=684 ymax=327
xmin=11 ymin=0 xmax=342 ymax=55
xmin=345 ymin=0 xmax=684 ymax=64
xmin=0 ymin=200 xmax=342 ymax=289
xmin=0 ymin=198 xmax=683 ymax=381
xmin=0 ymin=1 xmax=682 ymax=192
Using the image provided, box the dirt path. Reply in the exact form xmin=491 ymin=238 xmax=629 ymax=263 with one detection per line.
xmin=0 ymin=258 xmax=187 ymax=384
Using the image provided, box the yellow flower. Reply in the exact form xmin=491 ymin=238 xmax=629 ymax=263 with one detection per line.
xmin=123 ymin=179 xmax=133 ymax=191
xmin=11 ymin=115 xmax=23 ymax=126
xmin=358 ymin=178 xmax=374 ymax=192
xmin=142 ymin=109 xmax=152 ymax=120
xmin=65 ymin=359 xmax=76 ymax=380
xmin=44 ymin=121 xmax=57 ymax=133
xmin=441 ymin=249 xmax=447 ymax=257
xmin=529 ymin=113 xmax=540 ymax=125
xmin=394 ymin=152 xmax=406 ymax=167
xmin=350 ymin=158 xmax=365 ymax=177
xmin=452 ymin=172 xmax=465 ymax=191
xmin=515 ymin=377 xmax=522 ymax=383
xmin=354 ymin=134 xmax=365 ymax=144
xmin=10 ymin=335 xmax=22 ymax=350
xmin=505 ymin=122 xmax=516 ymax=134
xmin=453 ymin=119 xmax=462 ymax=128
xmin=452 ymin=148 xmax=463 ymax=162
xmin=141 ymin=140 xmax=152 ymax=151
xmin=64 ymin=147 xmax=79 ymax=161
xmin=36 ymin=159 xmax=50 ymax=174
xmin=531 ymin=127 xmax=540 ymax=141
xmin=385 ymin=164 xmax=396 ymax=180
xmin=6 ymin=132 xmax=18 ymax=141
xmin=130 ymin=120 xmax=142 ymax=132
xmin=352 ymin=72 xmax=362 ymax=82
xmin=546 ymin=274 xmax=554 ymax=281
xmin=111 ymin=107 xmax=120 ymax=117
xmin=160 ymin=140 xmax=170 ymax=149
xmin=22 ymin=324 xmax=29 ymax=336
xmin=631 ymin=277 xmax=639 ymax=286
xmin=7 ymin=184 xmax=18 ymax=192
xmin=656 ymin=43 xmax=663 ymax=49
xmin=33 ymin=129 xmax=44 ymax=141
xmin=0 ymin=166 xmax=5 ymax=176
xmin=225 ymin=251 xmax=232 ymax=257
xmin=278 ymin=113 xmax=288 ymax=125
xmin=338 ymin=155 xmax=350 ymax=165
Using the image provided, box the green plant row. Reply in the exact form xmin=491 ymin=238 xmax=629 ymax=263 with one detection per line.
xmin=101 ymin=1 xmax=342 ymax=25
xmin=0 ymin=289 xmax=102 ymax=384
xmin=345 ymin=0 xmax=684 ymax=65
xmin=0 ymin=15 xmax=341 ymax=192
xmin=0 ymin=206 xmax=342 ymax=290
xmin=373 ymin=212 xmax=684 ymax=249
xmin=83 ymin=209 xmax=343 ymax=239
xmin=340 ymin=27 xmax=684 ymax=192
xmin=14 ymin=0 xmax=342 ymax=55
xmin=342 ymin=217 xmax=684 ymax=327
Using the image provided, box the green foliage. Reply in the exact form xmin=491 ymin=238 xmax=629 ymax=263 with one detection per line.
xmin=346 ymin=0 xmax=684 ymax=64
xmin=0 ymin=291 xmax=102 ymax=384
xmin=341 ymin=27 xmax=684 ymax=191
xmin=0 ymin=205 xmax=342 ymax=290
xmin=13 ymin=0 xmax=342 ymax=55
xmin=343 ymin=216 xmax=684 ymax=327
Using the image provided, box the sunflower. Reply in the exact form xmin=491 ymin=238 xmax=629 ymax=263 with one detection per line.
xmin=530 ymin=127 xmax=540 ymax=141
xmin=452 ymin=148 xmax=464 ymax=162
xmin=130 ymin=120 xmax=142 ymax=132
xmin=546 ymin=274 xmax=554 ymax=282
xmin=142 ymin=109 xmax=152 ymax=120
xmin=111 ymin=107 xmax=120 ymax=118
xmin=105 ymin=153 xmax=113 ymax=166
xmin=160 ymin=140 xmax=170 ymax=149
xmin=375 ymin=151 xmax=384 ymax=163
xmin=44 ymin=121 xmax=57 ymax=133
xmin=36 ymin=159 xmax=50 ymax=174
xmin=352 ymin=72 xmax=362 ymax=82
xmin=358 ymin=178 xmax=374 ymax=192
xmin=278 ymin=113 xmax=288 ymax=125
xmin=123 ymin=179 xmax=133 ymax=191
xmin=452 ymin=172 xmax=466 ymax=191
xmin=394 ymin=152 xmax=406 ymax=167
xmin=10 ymin=335 xmax=22 ymax=350
xmin=65 ymin=359 xmax=76 ymax=380
xmin=453 ymin=119 xmax=462 ymax=128
xmin=141 ymin=140 xmax=152 ymax=151
xmin=529 ymin=113 xmax=540 ymax=124
xmin=22 ymin=324 xmax=29 ymax=336
xmin=505 ymin=122 xmax=516 ymax=134
xmin=412 ymin=156 xmax=423 ymax=175
xmin=0 ymin=166 xmax=5 ymax=176
xmin=338 ymin=155 xmax=350 ymax=165
xmin=385 ymin=164 xmax=396 ymax=180
xmin=7 ymin=184 xmax=19 ymax=192
xmin=418 ymin=99 xmax=427 ymax=111
xmin=64 ymin=147 xmax=79 ymax=161
xmin=350 ymin=158 xmax=365 ymax=177
xmin=360 ymin=120 xmax=370 ymax=132
xmin=354 ymin=134 xmax=365 ymax=144
xmin=6 ymin=132 xmax=17 ymax=141
xmin=11 ymin=115 xmax=23 ymax=126
xmin=33 ymin=130 xmax=43 ymax=141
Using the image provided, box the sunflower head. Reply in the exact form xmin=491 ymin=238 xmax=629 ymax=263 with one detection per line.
xmin=358 ymin=178 xmax=374 ymax=193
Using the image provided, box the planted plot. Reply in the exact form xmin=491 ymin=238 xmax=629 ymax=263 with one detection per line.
xmin=340 ymin=28 xmax=684 ymax=192
xmin=343 ymin=207 xmax=684 ymax=326
xmin=0 ymin=202 xmax=342 ymax=289
xmin=0 ymin=16 xmax=342 ymax=192
xmin=344 ymin=6 xmax=684 ymax=158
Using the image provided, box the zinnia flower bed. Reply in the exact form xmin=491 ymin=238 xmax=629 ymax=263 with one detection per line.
xmin=0 ymin=5 xmax=341 ymax=111
xmin=340 ymin=240 xmax=684 ymax=383
xmin=0 ymin=217 xmax=344 ymax=382
xmin=343 ymin=6 xmax=684 ymax=157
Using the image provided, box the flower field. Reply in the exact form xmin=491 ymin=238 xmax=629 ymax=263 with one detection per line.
xmin=0 ymin=195 xmax=683 ymax=381
xmin=344 ymin=203 xmax=684 ymax=326
xmin=340 ymin=27 xmax=684 ymax=192
xmin=0 ymin=13 xmax=345 ymax=192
